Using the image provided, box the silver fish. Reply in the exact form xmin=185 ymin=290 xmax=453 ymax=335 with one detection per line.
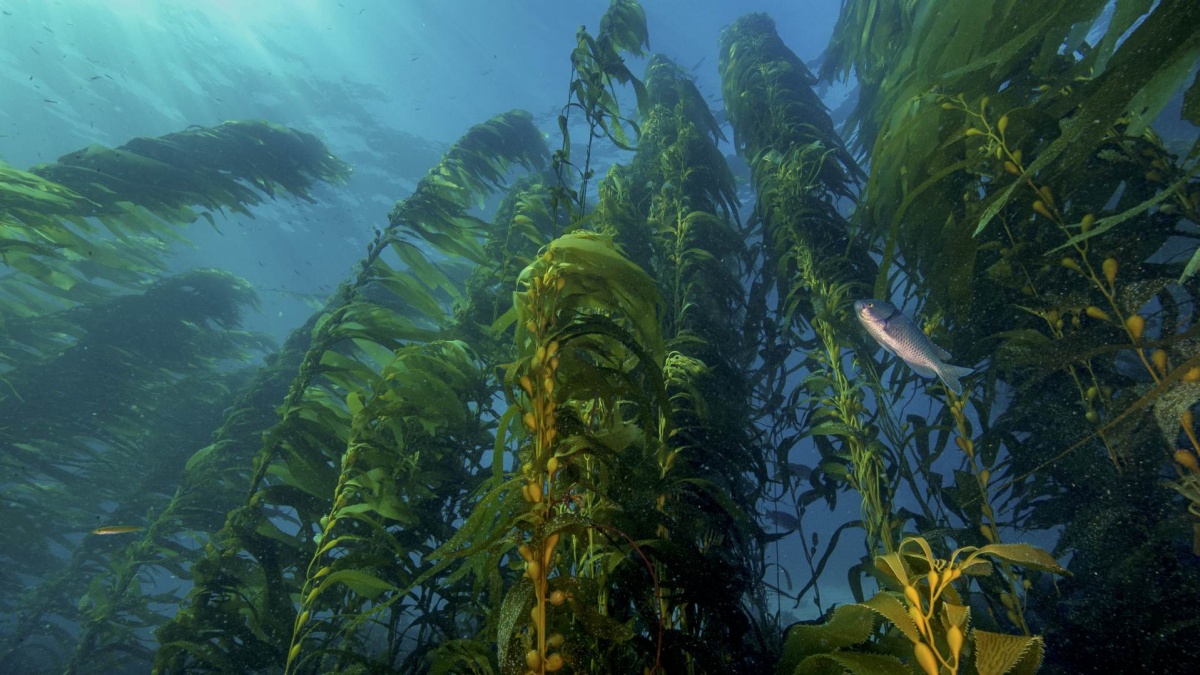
xmin=854 ymin=299 xmax=973 ymax=395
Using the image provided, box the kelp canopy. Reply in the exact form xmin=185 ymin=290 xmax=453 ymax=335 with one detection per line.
xmin=1 ymin=1 xmax=1199 ymax=674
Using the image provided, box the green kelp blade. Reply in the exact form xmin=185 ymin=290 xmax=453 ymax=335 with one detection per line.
xmin=779 ymin=603 xmax=876 ymax=672
xmin=974 ymin=631 xmax=1045 ymax=675
xmin=862 ymin=591 xmax=921 ymax=645
xmin=972 ymin=543 xmax=1068 ymax=575
xmin=311 ymin=569 xmax=397 ymax=602
xmin=1181 ymin=244 xmax=1200 ymax=284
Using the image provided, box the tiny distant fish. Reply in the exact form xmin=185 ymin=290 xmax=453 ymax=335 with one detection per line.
xmin=43 ymin=99 xmax=57 ymax=103
xmin=787 ymin=462 xmax=812 ymax=481
xmin=855 ymin=299 xmax=972 ymax=395
xmin=765 ymin=510 xmax=800 ymax=530
xmin=91 ymin=525 xmax=143 ymax=535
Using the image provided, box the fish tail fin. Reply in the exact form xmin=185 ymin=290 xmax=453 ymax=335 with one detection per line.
xmin=937 ymin=364 xmax=974 ymax=396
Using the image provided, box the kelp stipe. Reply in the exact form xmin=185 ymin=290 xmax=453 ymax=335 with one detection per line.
xmin=505 ymin=231 xmax=667 ymax=673
xmin=550 ymin=0 xmax=649 ymax=225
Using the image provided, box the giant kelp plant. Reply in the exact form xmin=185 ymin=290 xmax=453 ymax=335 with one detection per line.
xmin=2 ymin=1 xmax=1198 ymax=674
xmin=817 ymin=0 xmax=1200 ymax=672
xmin=0 ymin=121 xmax=348 ymax=672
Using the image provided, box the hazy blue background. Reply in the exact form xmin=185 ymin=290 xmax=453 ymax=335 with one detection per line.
xmin=1 ymin=0 xmax=854 ymax=620
xmin=1 ymin=1 xmax=844 ymax=340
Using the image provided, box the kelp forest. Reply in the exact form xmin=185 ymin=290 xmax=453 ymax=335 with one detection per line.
xmin=2 ymin=1 xmax=1199 ymax=674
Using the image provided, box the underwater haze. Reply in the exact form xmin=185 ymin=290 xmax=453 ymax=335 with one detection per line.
xmin=2 ymin=1 xmax=1199 ymax=674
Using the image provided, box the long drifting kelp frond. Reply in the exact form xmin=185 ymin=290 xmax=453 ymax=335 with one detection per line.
xmin=282 ymin=340 xmax=492 ymax=675
xmin=598 ymin=0 xmax=649 ymax=58
xmin=719 ymin=13 xmax=861 ymax=196
xmin=617 ymin=52 xmax=774 ymax=671
xmin=0 ymin=120 xmax=349 ymax=370
xmin=643 ymin=55 xmax=725 ymax=145
xmin=453 ymin=177 xmax=561 ymax=363
xmin=388 ymin=110 xmax=547 ymax=263
xmin=29 ymin=119 xmax=350 ymax=217
xmin=148 ymin=111 xmax=547 ymax=675
xmin=720 ymin=15 xmax=891 ymax=562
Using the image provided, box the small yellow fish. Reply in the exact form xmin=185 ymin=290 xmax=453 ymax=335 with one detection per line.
xmin=91 ymin=525 xmax=143 ymax=536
